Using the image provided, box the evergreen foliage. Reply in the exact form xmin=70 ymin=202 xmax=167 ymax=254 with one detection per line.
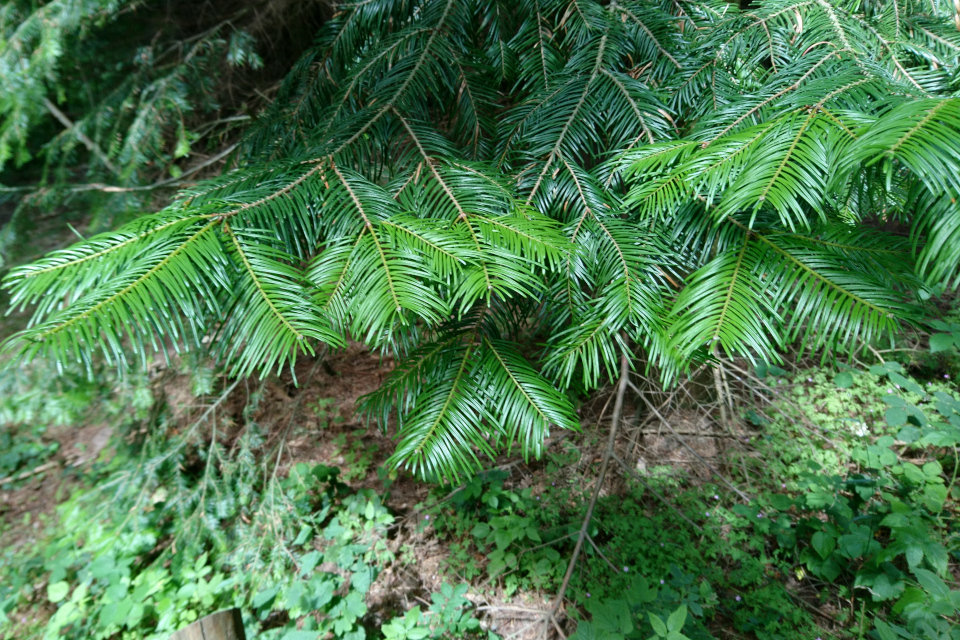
xmin=3 ymin=0 xmax=960 ymax=479
xmin=0 ymin=0 xmax=283 ymax=252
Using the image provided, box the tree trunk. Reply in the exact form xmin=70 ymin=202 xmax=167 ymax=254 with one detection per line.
xmin=169 ymin=609 xmax=246 ymax=640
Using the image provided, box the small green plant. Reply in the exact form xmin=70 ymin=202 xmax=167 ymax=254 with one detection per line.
xmin=649 ymin=605 xmax=691 ymax=640
xmin=334 ymin=430 xmax=378 ymax=483
xmin=746 ymin=360 xmax=960 ymax=640
xmin=381 ymin=583 xmax=491 ymax=639
xmin=0 ymin=429 xmax=58 ymax=484
xmin=928 ymin=320 xmax=960 ymax=355
xmin=571 ymin=578 xmax=715 ymax=640
xmin=309 ymin=397 xmax=344 ymax=429
xmin=0 ymin=377 xmax=397 ymax=640
xmin=426 ymin=471 xmax=569 ymax=595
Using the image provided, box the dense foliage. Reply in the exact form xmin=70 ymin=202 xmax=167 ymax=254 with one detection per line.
xmin=0 ymin=0 xmax=317 ymax=256
xmin=4 ymin=0 xmax=960 ymax=480
xmin=0 ymin=365 xmax=485 ymax=640
xmin=2 ymin=2 xmax=960 ymax=639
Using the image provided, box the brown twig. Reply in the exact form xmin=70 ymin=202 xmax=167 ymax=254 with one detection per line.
xmin=630 ymin=380 xmax=751 ymax=502
xmin=43 ymin=98 xmax=119 ymax=175
xmin=540 ymin=351 xmax=630 ymax=639
xmin=0 ymin=460 xmax=62 ymax=486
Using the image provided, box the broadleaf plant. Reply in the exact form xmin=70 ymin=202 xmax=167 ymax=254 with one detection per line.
xmin=4 ymin=0 xmax=960 ymax=480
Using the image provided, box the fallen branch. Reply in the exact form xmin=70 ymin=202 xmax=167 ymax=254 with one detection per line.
xmin=0 ymin=460 xmax=62 ymax=486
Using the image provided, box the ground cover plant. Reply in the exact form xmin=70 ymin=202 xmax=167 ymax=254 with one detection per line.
xmin=0 ymin=365 xmax=490 ymax=640
xmin=1 ymin=339 xmax=957 ymax=639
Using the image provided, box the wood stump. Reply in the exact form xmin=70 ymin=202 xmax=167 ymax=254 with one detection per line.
xmin=169 ymin=608 xmax=246 ymax=640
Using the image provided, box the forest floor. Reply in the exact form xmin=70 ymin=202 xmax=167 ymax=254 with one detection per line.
xmin=0 ymin=343 xmax=848 ymax=639
xmin=2 ymin=345 xmax=654 ymax=637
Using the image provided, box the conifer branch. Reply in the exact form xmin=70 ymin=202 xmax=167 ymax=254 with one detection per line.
xmin=705 ymin=52 xmax=839 ymax=146
xmin=888 ymin=100 xmax=949 ymax=155
xmin=599 ymin=68 xmax=654 ymax=144
xmin=222 ymin=222 xmax=305 ymax=341
xmin=618 ymin=7 xmax=682 ymax=69
xmin=35 ymin=219 xmax=219 ymax=341
xmin=5 ymin=0 xmax=956 ymax=476
xmin=726 ymin=218 xmax=891 ymax=316
xmin=331 ymin=0 xmax=456 ymax=155
xmin=404 ymin=341 xmax=475 ymax=469
xmin=712 ymin=233 xmax=752 ymax=343
xmin=329 ymin=161 xmax=403 ymax=314
xmin=526 ymin=35 xmax=608 ymax=204
xmin=320 ymin=228 xmax=366 ymax=311
xmin=394 ymin=110 xmax=467 ymax=219
xmin=18 ymin=215 xmax=211 ymax=279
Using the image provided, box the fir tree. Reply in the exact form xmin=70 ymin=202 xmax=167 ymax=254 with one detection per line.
xmin=3 ymin=0 xmax=960 ymax=479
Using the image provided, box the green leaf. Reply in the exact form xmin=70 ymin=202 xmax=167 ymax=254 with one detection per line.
xmin=885 ymin=407 xmax=908 ymax=427
xmin=666 ymin=605 xmax=687 ymax=632
xmin=811 ymin=531 xmax=835 ymax=559
xmin=590 ymin=600 xmax=633 ymax=635
xmin=914 ymin=569 xmax=951 ymax=600
xmin=893 ymin=587 xmax=926 ymax=615
xmin=282 ymin=632 xmax=323 ymax=640
xmin=649 ymin=613 xmax=667 ymax=637
xmin=922 ymin=460 xmax=943 ymax=478
xmin=863 ymin=574 xmax=905 ymax=601
xmin=834 ymin=372 xmax=853 ymax=388
xmin=896 ymin=426 xmax=920 ymax=443
xmin=293 ymin=525 xmax=313 ymax=546
xmin=874 ymin=619 xmax=899 ymax=640
xmin=930 ymin=333 xmax=955 ymax=352
xmin=346 ymin=591 xmax=368 ymax=618
xmin=922 ymin=484 xmax=948 ymax=511
xmin=253 ymin=585 xmax=280 ymax=609
xmin=494 ymin=528 xmax=513 ymax=550
xmin=47 ymin=581 xmax=70 ymax=603
xmin=888 ymin=372 xmax=926 ymax=395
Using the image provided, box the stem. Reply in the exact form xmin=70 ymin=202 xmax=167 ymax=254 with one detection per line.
xmin=43 ymin=97 xmax=119 ymax=175
xmin=541 ymin=351 xmax=629 ymax=639
xmin=713 ymin=347 xmax=732 ymax=435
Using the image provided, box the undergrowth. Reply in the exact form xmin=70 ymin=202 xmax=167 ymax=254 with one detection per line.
xmin=1 ymin=337 xmax=958 ymax=639
xmin=418 ymin=346 xmax=960 ymax=639
xmin=0 ymin=370 xmax=489 ymax=640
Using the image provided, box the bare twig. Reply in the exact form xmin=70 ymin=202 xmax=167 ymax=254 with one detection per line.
xmin=0 ymin=460 xmax=61 ymax=486
xmin=541 ymin=351 xmax=630 ymax=639
xmin=44 ymin=97 xmax=119 ymax=175
xmin=70 ymin=143 xmax=240 ymax=193
xmin=585 ymin=533 xmax=622 ymax=574
xmin=712 ymin=347 xmax=733 ymax=434
xmin=629 ymin=380 xmax=751 ymax=502
xmin=0 ymin=142 xmax=238 ymax=194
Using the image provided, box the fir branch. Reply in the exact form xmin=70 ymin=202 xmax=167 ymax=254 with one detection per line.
xmin=526 ymin=35 xmax=608 ymax=204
